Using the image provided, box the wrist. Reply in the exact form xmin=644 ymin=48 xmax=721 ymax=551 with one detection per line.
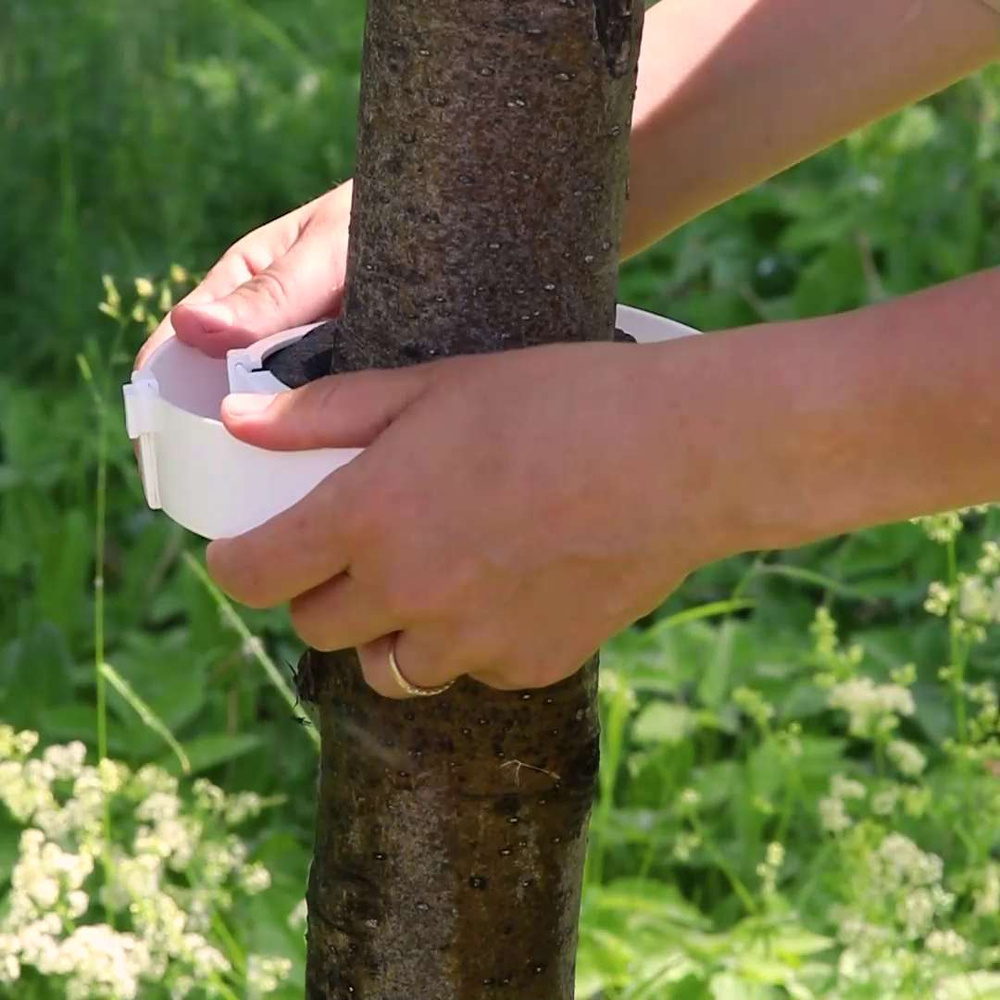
xmin=637 ymin=320 xmax=861 ymax=567
xmin=652 ymin=274 xmax=1000 ymax=569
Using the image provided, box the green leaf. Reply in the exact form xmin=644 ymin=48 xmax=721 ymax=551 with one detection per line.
xmin=106 ymin=632 xmax=210 ymax=740
xmin=698 ymin=619 xmax=742 ymax=709
xmin=633 ymin=702 xmax=697 ymax=746
xmin=1 ymin=622 xmax=74 ymax=730
xmin=160 ymin=733 xmax=263 ymax=776
xmin=666 ymin=974 xmax=712 ymax=1000
xmin=101 ymin=661 xmax=190 ymax=773
xmin=766 ymin=928 xmax=835 ymax=958
xmin=649 ymin=600 xmax=756 ymax=638
xmin=592 ymin=878 xmax=709 ymax=928
xmin=36 ymin=705 xmax=99 ymax=744
xmin=710 ymin=973 xmax=755 ymax=1000
xmin=36 ymin=508 xmax=90 ymax=637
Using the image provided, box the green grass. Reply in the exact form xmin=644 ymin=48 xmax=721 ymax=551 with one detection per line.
xmin=3 ymin=2 xmax=1000 ymax=998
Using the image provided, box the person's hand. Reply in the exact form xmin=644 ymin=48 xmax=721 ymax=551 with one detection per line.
xmin=136 ymin=182 xmax=352 ymax=368
xmin=204 ymin=338 xmax=744 ymax=698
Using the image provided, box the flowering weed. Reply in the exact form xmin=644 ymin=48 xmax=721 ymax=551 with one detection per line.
xmin=0 ymin=727 xmax=293 ymax=999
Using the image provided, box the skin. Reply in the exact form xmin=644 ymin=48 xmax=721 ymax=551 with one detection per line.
xmin=140 ymin=0 xmax=1000 ymax=698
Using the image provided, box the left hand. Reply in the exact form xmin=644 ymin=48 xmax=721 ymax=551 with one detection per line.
xmin=206 ymin=340 xmax=732 ymax=698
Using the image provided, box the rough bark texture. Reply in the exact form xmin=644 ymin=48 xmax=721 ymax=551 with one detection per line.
xmin=272 ymin=1 xmax=643 ymax=997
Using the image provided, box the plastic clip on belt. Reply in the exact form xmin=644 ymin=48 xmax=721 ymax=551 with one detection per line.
xmin=122 ymin=307 xmax=698 ymax=540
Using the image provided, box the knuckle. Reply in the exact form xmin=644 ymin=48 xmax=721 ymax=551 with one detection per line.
xmin=246 ymin=268 xmax=290 ymax=311
xmin=385 ymin=556 xmax=475 ymax=622
xmin=309 ymin=375 xmax=346 ymax=420
xmin=324 ymin=468 xmax=373 ymax=546
xmin=381 ymin=579 xmax=421 ymax=620
xmin=382 ymin=570 xmax=440 ymax=620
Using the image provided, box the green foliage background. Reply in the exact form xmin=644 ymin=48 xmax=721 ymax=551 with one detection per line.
xmin=3 ymin=1 xmax=1000 ymax=998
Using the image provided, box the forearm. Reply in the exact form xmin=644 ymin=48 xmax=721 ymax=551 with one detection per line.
xmin=653 ymin=269 xmax=1000 ymax=560
xmin=624 ymin=0 xmax=1000 ymax=256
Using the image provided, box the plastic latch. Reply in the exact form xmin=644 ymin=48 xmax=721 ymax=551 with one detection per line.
xmin=122 ymin=376 xmax=162 ymax=510
xmin=227 ymin=348 xmax=290 ymax=396
xmin=123 ymin=376 xmax=161 ymax=438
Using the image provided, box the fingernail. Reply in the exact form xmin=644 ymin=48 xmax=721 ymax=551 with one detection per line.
xmin=223 ymin=393 xmax=276 ymax=417
xmin=178 ymin=300 xmax=234 ymax=332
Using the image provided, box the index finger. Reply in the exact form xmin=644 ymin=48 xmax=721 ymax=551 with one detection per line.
xmin=206 ymin=459 xmax=362 ymax=609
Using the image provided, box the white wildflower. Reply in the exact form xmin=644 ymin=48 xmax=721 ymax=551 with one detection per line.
xmin=42 ymin=743 xmax=87 ymax=782
xmin=828 ymin=678 xmax=915 ymax=738
xmin=193 ymin=779 xmax=226 ymax=815
xmin=97 ymin=759 xmax=128 ymax=795
xmin=131 ymin=765 xmax=179 ymax=798
xmin=30 ymin=878 xmax=60 ymax=909
xmin=925 ymin=929 xmax=967 ymax=957
xmin=871 ymin=787 xmax=900 ymax=816
xmin=136 ymin=791 xmax=182 ymax=824
xmin=968 ymin=682 xmax=998 ymax=709
xmin=978 ymin=540 xmax=1000 ymax=575
xmin=897 ymin=888 xmax=936 ymax=938
xmin=102 ymin=852 xmax=162 ymax=912
xmin=0 ymin=759 xmax=59 ymax=823
xmin=60 ymin=924 xmax=152 ymax=1000
xmin=957 ymin=574 xmax=1000 ymax=625
xmin=170 ymin=974 xmax=195 ymax=1000
xmin=811 ymin=608 xmax=864 ymax=676
xmin=875 ymin=834 xmax=944 ymax=891
xmin=0 ymin=729 xmax=282 ymax=999
xmin=134 ymin=815 xmax=201 ymax=870
xmin=924 ymin=582 xmax=953 ymax=617
xmin=757 ymin=842 xmax=785 ymax=897
xmin=247 ymin=954 xmax=293 ymax=997
xmin=66 ymin=890 xmax=88 ymax=920
xmin=0 ymin=727 xmax=39 ymax=761
xmin=913 ymin=511 xmax=963 ymax=545
xmin=131 ymin=891 xmax=188 ymax=955
xmin=678 ymin=788 xmax=701 ymax=810
xmin=831 ymin=774 xmax=866 ymax=800
xmin=671 ymin=831 xmax=701 ymax=862
xmin=0 ymin=931 xmax=19 ymax=984
xmin=240 ymin=862 xmax=272 ymax=895
xmin=183 ymin=933 xmax=230 ymax=979
xmin=225 ymin=791 xmax=264 ymax=825
xmin=819 ymin=795 xmax=852 ymax=834
xmin=887 ymin=739 xmax=927 ymax=777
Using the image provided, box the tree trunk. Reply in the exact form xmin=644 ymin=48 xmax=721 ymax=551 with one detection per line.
xmin=272 ymin=2 xmax=643 ymax=996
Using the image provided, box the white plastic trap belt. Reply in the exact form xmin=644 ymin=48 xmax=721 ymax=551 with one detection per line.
xmin=123 ymin=307 xmax=698 ymax=540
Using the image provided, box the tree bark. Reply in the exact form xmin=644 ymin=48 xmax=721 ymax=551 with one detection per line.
xmin=270 ymin=2 xmax=643 ymax=997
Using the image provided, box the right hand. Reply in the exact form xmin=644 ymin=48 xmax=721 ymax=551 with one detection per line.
xmin=137 ymin=181 xmax=352 ymax=367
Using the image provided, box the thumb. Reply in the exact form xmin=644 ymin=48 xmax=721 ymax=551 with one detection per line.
xmin=220 ymin=367 xmax=433 ymax=451
xmin=171 ymin=225 xmax=346 ymax=358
